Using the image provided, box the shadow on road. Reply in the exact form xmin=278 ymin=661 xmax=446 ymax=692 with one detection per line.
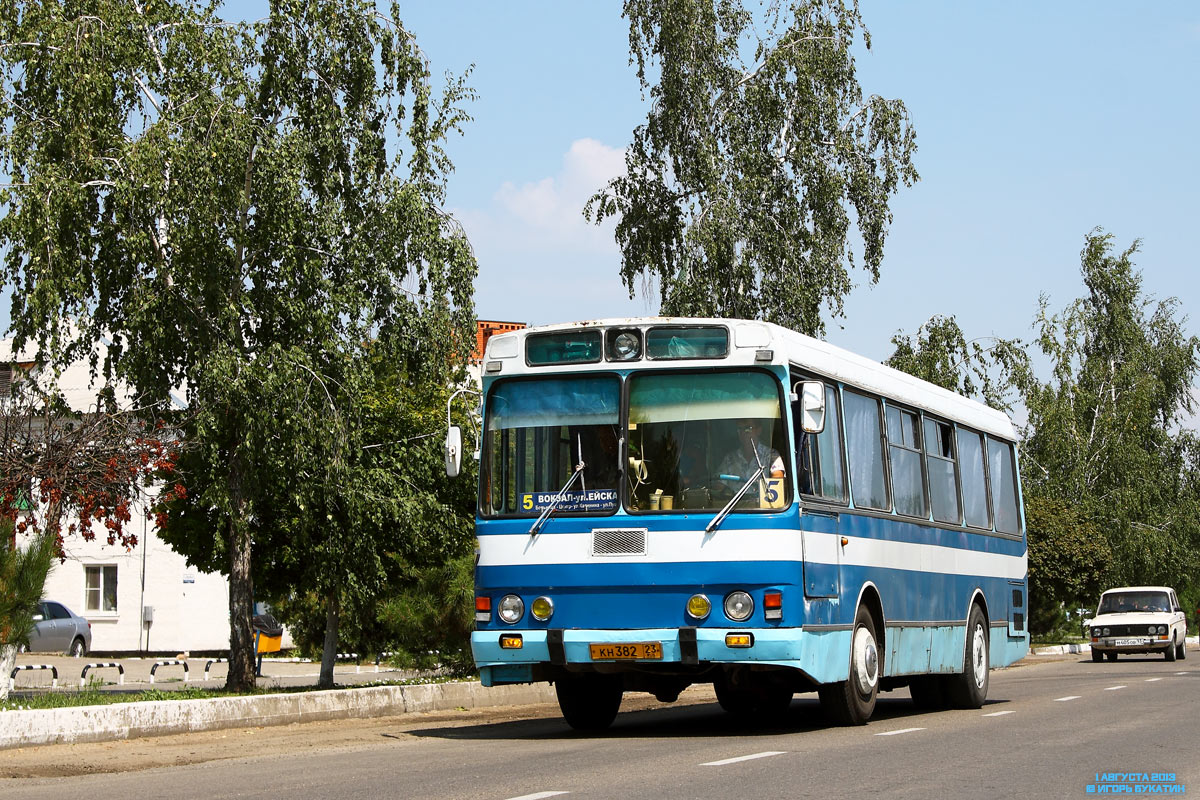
xmin=406 ymin=693 xmax=1000 ymax=741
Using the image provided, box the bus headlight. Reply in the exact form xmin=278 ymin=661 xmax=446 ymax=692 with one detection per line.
xmin=531 ymin=596 xmax=554 ymax=621
xmin=686 ymin=594 xmax=711 ymax=620
xmin=498 ymin=594 xmax=525 ymax=624
xmin=724 ymin=591 xmax=754 ymax=622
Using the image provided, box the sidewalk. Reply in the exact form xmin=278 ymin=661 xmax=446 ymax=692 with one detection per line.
xmin=2 ymin=653 xmax=556 ymax=750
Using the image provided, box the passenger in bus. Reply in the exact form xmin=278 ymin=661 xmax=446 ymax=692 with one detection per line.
xmin=718 ymin=419 xmax=785 ymax=483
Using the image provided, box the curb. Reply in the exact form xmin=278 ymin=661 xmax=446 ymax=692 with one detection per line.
xmin=0 ymin=680 xmax=557 ymax=751
xmin=1032 ymin=635 xmax=1199 ymax=656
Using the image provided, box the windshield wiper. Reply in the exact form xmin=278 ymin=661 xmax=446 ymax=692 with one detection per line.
xmin=706 ymin=465 xmax=766 ymax=534
xmin=530 ymin=459 xmax=585 ymax=535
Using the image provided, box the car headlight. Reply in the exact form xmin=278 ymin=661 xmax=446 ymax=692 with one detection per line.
xmin=1102 ymin=627 xmax=1111 ymax=636
xmin=498 ymin=594 xmax=525 ymax=624
xmin=724 ymin=591 xmax=754 ymax=622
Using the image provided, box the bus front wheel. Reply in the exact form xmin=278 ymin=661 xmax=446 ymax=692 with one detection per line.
xmin=555 ymin=672 xmax=623 ymax=731
xmin=947 ymin=604 xmax=989 ymax=709
xmin=819 ymin=604 xmax=879 ymax=726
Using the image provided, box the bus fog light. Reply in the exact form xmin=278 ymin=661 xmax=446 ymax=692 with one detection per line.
xmin=686 ymin=594 xmax=711 ymax=620
xmin=725 ymin=633 xmax=754 ymax=648
xmin=531 ymin=596 xmax=554 ymax=621
xmin=724 ymin=591 xmax=754 ymax=622
xmin=499 ymin=634 xmax=523 ymax=649
xmin=498 ymin=594 xmax=525 ymax=624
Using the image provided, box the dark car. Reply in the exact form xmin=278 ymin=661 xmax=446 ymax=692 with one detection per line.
xmin=21 ymin=601 xmax=93 ymax=656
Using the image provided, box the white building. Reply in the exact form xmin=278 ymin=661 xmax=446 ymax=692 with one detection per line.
xmin=3 ymin=338 xmax=233 ymax=654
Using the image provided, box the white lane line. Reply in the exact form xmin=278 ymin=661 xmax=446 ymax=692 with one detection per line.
xmin=1176 ymin=672 xmax=1189 ymax=675
xmin=702 ymin=751 xmax=786 ymax=767
xmin=982 ymin=710 xmax=1015 ymax=717
xmin=1104 ymin=685 xmax=1126 ymax=691
xmin=1054 ymin=696 xmax=1081 ymax=702
xmin=1146 ymin=677 xmax=1163 ymax=682
xmin=875 ymin=727 xmax=925 ymax=736
xmin=505 ymin=793 xmax=569 ymax=800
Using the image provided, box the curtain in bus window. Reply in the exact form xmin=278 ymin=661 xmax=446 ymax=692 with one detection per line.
xmin=816 ymin=384 xmax=846 ymax=499
xmin=843 ymin=390 xmax=888 ymax=510
xmin=886 ymin=406 xmax=927 ymax=518
xmin=957 ymin=428 xmax=991 ymax=528
xmin=987 ymin=437 xmax=1021 ymax=534
xmin=487 ymin=376 xmax=619 ymax=430
xmin=924 ymin=418 xmax=961 ymax=524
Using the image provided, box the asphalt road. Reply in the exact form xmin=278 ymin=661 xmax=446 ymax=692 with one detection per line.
xmin=3 ymin=653 xmax=1197 ymax=800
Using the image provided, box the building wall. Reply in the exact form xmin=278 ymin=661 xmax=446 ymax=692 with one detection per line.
xmin=32 ymin=510 xmax=233 ymax=654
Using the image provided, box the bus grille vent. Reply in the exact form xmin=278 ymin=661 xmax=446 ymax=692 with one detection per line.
xmin=591 ymin=528 xmax=646 ymax=557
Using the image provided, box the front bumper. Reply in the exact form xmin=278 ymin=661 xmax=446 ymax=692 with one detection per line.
xmin=1091 ymin=637 xmax=1172 ymax=654
xmin=472 ymin=626 xmax=852 ymax=686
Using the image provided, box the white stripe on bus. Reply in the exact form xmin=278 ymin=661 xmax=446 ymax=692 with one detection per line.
xmin=478 ymin=529 xmax=1026 ymax=580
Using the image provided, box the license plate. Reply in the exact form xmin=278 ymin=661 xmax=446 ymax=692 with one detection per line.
xmin=588 ymin=642 xmax=663 ymax=660
xmin=1113 ymin=638 xmax=1149 ymax=646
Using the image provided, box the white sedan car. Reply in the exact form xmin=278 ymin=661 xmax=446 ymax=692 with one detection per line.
xmin=1088 ymin=586 xmax=1188 ymax=662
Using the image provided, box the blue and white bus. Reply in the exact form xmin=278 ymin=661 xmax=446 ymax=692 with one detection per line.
xmin=454 ymin=318 xmax=1028 ymax=729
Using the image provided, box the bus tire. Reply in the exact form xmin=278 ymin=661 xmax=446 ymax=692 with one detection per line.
xmin=819 ymin=604 xmax=879 ymax=726
xmin=555 ymin=672 xmax=623 ymax=731
xmin=947 ymin=604 xmax=989 ymax=709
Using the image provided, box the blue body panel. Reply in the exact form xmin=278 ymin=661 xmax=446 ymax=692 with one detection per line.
xmin=473 ymin=507 xmax=1030 ymax=686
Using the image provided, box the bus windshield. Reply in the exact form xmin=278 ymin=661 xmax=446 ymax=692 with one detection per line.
xmin=482 ymin=375 xmax=621 ymax=517
xmin=627 ymin=370 xmax=788 ymax=512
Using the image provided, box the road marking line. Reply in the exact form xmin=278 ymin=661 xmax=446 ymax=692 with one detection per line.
xmin=1176 ymin=672 xmax=1189 ymax=675
xmin=702 ymin=751 xmax=786 ymax=767
xmin=982 ymin=710 xmax=1015 ymax=717
xmin=1145 ymin=678 xmax=1163 ymax=682
xmin=1054 ymin=696 xmax=1080 ymax=702
xmin=505 ymin=793 xmax=569 ymax=800
xmin=1104 ymin=685 xmax=1126 ymax=691
xmin=875 ymin=727 xmax=925 ymax=736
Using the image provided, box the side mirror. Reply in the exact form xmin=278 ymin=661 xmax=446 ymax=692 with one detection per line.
xmin=798 ymin=381 xmax=826 ymax=434
xmin=445 ymin=425 xmax=463 ymax=477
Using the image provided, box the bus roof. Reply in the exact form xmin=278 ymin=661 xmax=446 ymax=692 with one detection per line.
xmin=483 ymin=317 xmax=1018 ymax=442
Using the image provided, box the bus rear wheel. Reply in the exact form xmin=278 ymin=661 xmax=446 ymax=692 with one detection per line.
xmin=555 ymin=672 xmax=623 ymax=731
xmin=819 ymin=604 xmax=879 ymax=726
xmin=947 ymin=604 xmax=989 ymax=709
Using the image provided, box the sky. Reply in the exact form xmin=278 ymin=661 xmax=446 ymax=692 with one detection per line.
xmin=9 ymin=3 xmax=1199 ymax=386
xmin=370 ymin=1 xmax=1199 ymax=371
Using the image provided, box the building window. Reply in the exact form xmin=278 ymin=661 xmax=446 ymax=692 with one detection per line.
xmin=85 ymin=565 xmax=118 ymax=612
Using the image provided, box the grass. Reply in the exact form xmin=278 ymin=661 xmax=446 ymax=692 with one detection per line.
xmin=0 ymin=673 xmax=473 ymax=713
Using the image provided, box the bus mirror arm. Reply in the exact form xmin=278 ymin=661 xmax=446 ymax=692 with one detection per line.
xmin=706 ymin=464 xmax=766 ymax=534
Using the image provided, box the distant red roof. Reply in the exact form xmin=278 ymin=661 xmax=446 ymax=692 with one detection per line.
xmin=473 ymin=320 xmax=526 ymax=362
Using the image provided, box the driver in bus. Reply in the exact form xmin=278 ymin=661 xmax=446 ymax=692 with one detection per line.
xmin=718 ymin=419 xmax=785 ymax=484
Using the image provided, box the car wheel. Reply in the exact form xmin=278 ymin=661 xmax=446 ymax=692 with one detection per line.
xmin=1105 ymin=651 xmax=1118 ymax=662
xmin=818 ymin=604 xmax=880 ymax=726
xmin=69 ymin=637 xmax=86 ymax=657
xmin=555 ymin=672 xmax=623 ymax=731
xmin=1165 ymin=637 xmax=1176 ymax=662
xmin=1091 ymin=649 xmax=1103 ymax=663
xmin=1178 ymin=640 xmax=1188 ymax=661
xmin=947 ymin=604 xmax=990 ymax=709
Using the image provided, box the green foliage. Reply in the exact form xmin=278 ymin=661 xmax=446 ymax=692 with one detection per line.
xmin=1 ymin=1 xmax=478 ymax=690
xmin=0 ymin=524 xmax=55 ymax=647
xmin=375 ymin=551 xmax=477 ymax=675
xmin=1022 ymin=230 xmax=1200 ymax=594
xmin=588 ymin=0 xmax=918 ymax=335
xmin=1025 ymin=495 xmax=1109 ymax=634
xmin=885 ymin=314 xmax=1029 ymax=412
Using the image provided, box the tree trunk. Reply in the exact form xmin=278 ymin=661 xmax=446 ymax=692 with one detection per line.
xmin=224 ymin=458 xmax=256 ymax=692
xmin=319 ymin=592 xmax=340 ymax=689
xmin=0 ymin=643 xmax=17 ymax=701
